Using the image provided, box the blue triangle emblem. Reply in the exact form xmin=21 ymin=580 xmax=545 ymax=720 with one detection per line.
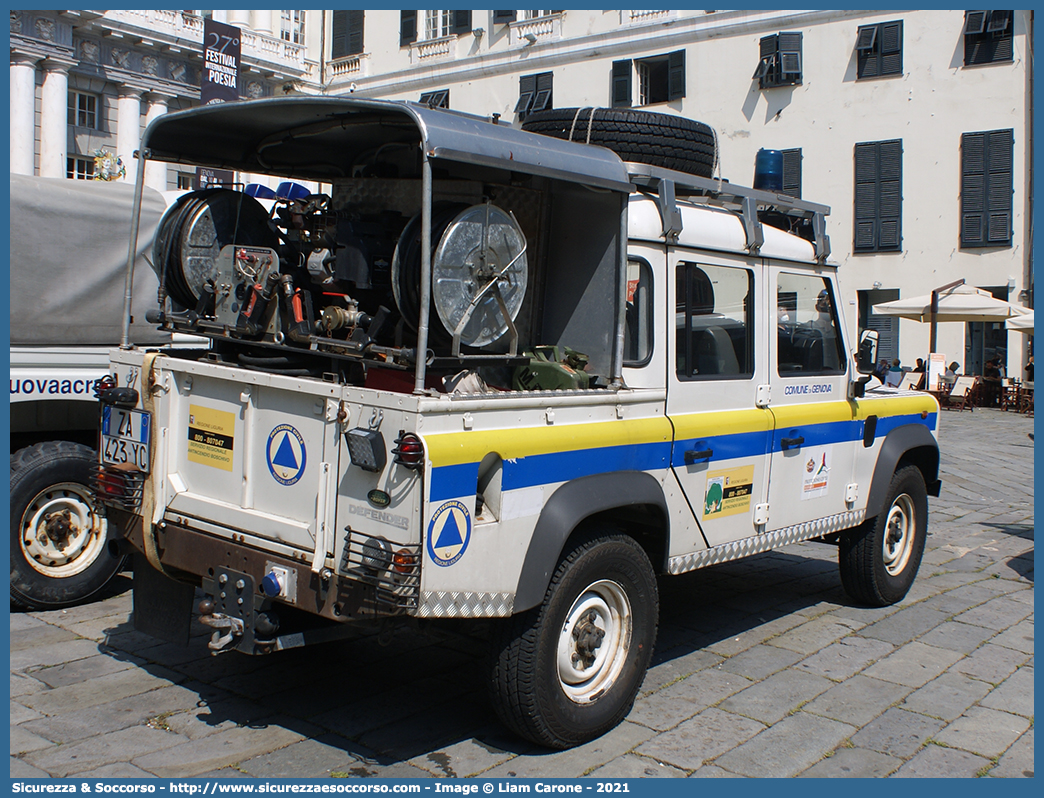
xmin=435 ymin=512 xmax=463 ymax=549
xmin=272 ymin=433 xmax=299 ymax=469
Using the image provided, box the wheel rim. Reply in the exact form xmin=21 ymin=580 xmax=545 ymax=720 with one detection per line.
xmin=882 ymin=492 xmax=916 ymax=576
xmin=556 ymin=579 xmax=632 ymax=704
xmin=20 ymin=481 xmax=107 ymax=578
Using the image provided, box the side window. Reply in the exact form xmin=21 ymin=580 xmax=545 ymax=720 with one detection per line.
xmin=624 ymin=258 xmax=653 ymax=366
xmin=777 ymin=274 xmax=846 ymax=376
xmin=676 ymin=262 xmax=753 ymax=380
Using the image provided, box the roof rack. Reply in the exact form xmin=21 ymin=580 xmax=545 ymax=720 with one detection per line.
xmin=625 ymin=162 xmax=831 ymax=263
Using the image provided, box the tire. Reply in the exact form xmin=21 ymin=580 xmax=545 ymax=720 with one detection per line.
xmin=10 ymin=442 xmax=125 ymax=611
xmin=839 ymin=465 xmax=928 ymax=607
xmin=488 ymin=529 xmax=658 ymax=749
xmin=521 ymin=107 xmax=717 ymax=178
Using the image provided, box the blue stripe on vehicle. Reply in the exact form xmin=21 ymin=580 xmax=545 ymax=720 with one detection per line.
xmin=428 ymin=412 xmax=937 ymax=502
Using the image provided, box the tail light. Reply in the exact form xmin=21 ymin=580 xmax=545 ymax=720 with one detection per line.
xmin=92 ymin=464 xmax=144 ymax=510
xmin=392 ymin=431 xmax=424 ymax=469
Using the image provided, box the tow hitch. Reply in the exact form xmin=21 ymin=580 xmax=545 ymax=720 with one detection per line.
xmin=198 ymin=567 xmax=255 ymax=654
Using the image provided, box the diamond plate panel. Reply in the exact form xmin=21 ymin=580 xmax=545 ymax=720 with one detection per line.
xmin=668 ymin=509 xmax=866 ymax=575
xmin=417 ymin=591 xmax=514 ymax=618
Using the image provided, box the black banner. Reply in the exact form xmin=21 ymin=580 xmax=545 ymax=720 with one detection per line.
xmin=193 ymin=167 xmax=235 ymax=190
xmin=201 ymin=18 xmax=241 ymax=105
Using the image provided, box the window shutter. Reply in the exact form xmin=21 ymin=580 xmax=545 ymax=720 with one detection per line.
xmin=854 ymin=141 xmax=902 ymax=251
xmin=667 ymin=50 xmax=686 ymax=100
xmin=493 ymin=11 xmax=516 ymax=24
xmin=986 ymin=129 xmax=1014 ymax=245
xmin=867 ymin=295 xmax=900 ymax=363
xmin=854 ymin=143 xmax=879 ymax=251
xmin=331 ymin=10 xmax=348 ymax=58
xmin=532 ymin=71 xmax=553 ymax=112
xmin=965 ymin=11 xmax=987 ymax=35
xmin=987 ymin=10 xmax=1012 ymax=32
xmin=612 ymin=60 xmax=632 ymax=107
xmin=515 ymin=73 xmax=536 ymax=116
xmin=877 ymin=140 xmax=902 ymax=250
xmin=451 ymin=11 xmax=471 ymax=35
xmin=778 ymin=32 xmax=802 ymax=83
xmin=880 ymin=21 xmax=902 ymax=75
xmin=961 ymin=132 xmax=987 ymax=246
xmin=782 ymin=148 xmax=802 ymax=199
xmin=346 ymin=10 xmax=364 ymax=56
xmin=400 ymin=10 xmax=417 ymax=46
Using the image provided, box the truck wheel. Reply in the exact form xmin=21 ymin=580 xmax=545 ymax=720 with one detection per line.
xmin=488 ymin=529 xmax=658 ymax=749
xmin=839 ymin=465 xmax=927 ymax=607
xmin=521 ymin=108 xmax=717 ymax=178
xmin=10 ymin=442 xmax=124 ymax=611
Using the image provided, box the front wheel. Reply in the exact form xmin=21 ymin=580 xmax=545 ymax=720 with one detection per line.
xmin=839 ymin=465 xmax=928 ymax=606
xmin=488 ymin=529 xmax=658 ymax=749
xmin=10 ymin=442 xmax=125 ymax=611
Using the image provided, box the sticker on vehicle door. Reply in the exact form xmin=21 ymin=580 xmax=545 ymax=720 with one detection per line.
xmin=427 ymin=500 xmax=471 ymax=567
xmin=703 ymin=465 xmax=754 ymax=519
xmin=802 ymin=449 xmax=831 ymax=499
xmin=187 ymin=405 xmax=235 ymax=472
xmin=267 ymin=424 xmax=307 ymax=485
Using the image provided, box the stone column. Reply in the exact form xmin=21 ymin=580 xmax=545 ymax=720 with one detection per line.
xmin=117 ymin=87 xmax=143 ymax=184
xmin=39 ymin=60 xmax=70 ymax=179
xmin=252 ymin=10 xmax=275 ymax=36
xmin=10 ymin=55 xmax=38 ymax=175
xmin=143 ymin=94 xmax=169 ymax=191
xmin=227 ymin=11 xmax=251 ymax=29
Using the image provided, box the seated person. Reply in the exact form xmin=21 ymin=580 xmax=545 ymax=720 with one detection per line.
xmin=884 ymin=358 xmax=904 ymax=387
xmin=940 ymin=361 xmax=960 ymax=387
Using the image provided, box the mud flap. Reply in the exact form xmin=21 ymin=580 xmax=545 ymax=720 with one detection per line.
xmin=133 ymin=559 xmax=195 ymax=645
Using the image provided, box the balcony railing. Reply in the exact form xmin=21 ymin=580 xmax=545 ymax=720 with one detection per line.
xmin=626 ymin=10 xmax=673 ymax=24
xmin=327 ymin=55 xmax=365 ymax=83
xmin=409 ymin=34 xmax=455 ymax=64
xmin=101 ymin=10 xmax=306 ymax=71
xmin=508 ymin=13 xmax=563 ymax=46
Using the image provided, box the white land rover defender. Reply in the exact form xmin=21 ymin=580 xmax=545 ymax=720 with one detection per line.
xmin=96 ymin=98 xmax=940 ymax=749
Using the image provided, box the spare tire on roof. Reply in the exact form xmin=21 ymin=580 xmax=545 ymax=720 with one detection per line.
xmin=521 ymin=107 xmax=717 ymax=178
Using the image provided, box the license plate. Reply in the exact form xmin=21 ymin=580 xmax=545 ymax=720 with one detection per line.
xmin=101 ymin=406 xmax=151 ymax=472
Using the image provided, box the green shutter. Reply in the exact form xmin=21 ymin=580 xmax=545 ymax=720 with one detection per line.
xmin=782 ymin=148 xmax=802 ymax=199
xmin=668 ymin=50 xmax=686 ymax=100
xmin=854 ymin=143 xmax=879 ymax=251
xmin=331 ymin=10 xmax=348 ymax=59
xmin=451 ymin=11 xmax=471 ymax=35
xmin=986 ymin=129 xmax=1014 ymax=245
xmin=877 ymin=140 xmax=902 ymax=250
xmin=880 ymin=21 xmax=902 ymax=75
xmin=961 ymin=132 xmax=987 ymax=246
xmin=400 ymin=10 xmax=417 ymax=46
xmin=346 ymin=10 xmax=364 ymax=56
xmin=854 ymin=140 xmax=902 ymax=252
xmin=612 ymin=60 xmax=632 ymax=107
xmin=493 ymin=11 xmax=516 ymax=24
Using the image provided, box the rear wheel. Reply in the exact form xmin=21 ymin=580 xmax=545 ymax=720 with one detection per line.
xmin=839 ymin=466 xmax=927 ymax=606
xmin=488 ymin=529 xmax=658 ymax=748
xmin=10 ymin=442 xmax=124 ymax=610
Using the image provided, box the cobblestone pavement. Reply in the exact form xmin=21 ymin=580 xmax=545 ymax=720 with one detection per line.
xmin=10 ymin=409 xmax=1033 ymax=779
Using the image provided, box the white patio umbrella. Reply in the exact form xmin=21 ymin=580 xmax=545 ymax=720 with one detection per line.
xmin=872 ymin=280 xmax=1027 ymax=352
xmin=1005 ymin=309 xmax=1034 ymax=334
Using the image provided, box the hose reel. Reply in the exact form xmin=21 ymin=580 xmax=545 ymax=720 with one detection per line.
xmin=391 ymin=202 xmax=528 ymax=352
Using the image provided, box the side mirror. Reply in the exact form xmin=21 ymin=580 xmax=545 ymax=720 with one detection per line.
xmin=856 ymin=330 xmax=879 ymax=375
